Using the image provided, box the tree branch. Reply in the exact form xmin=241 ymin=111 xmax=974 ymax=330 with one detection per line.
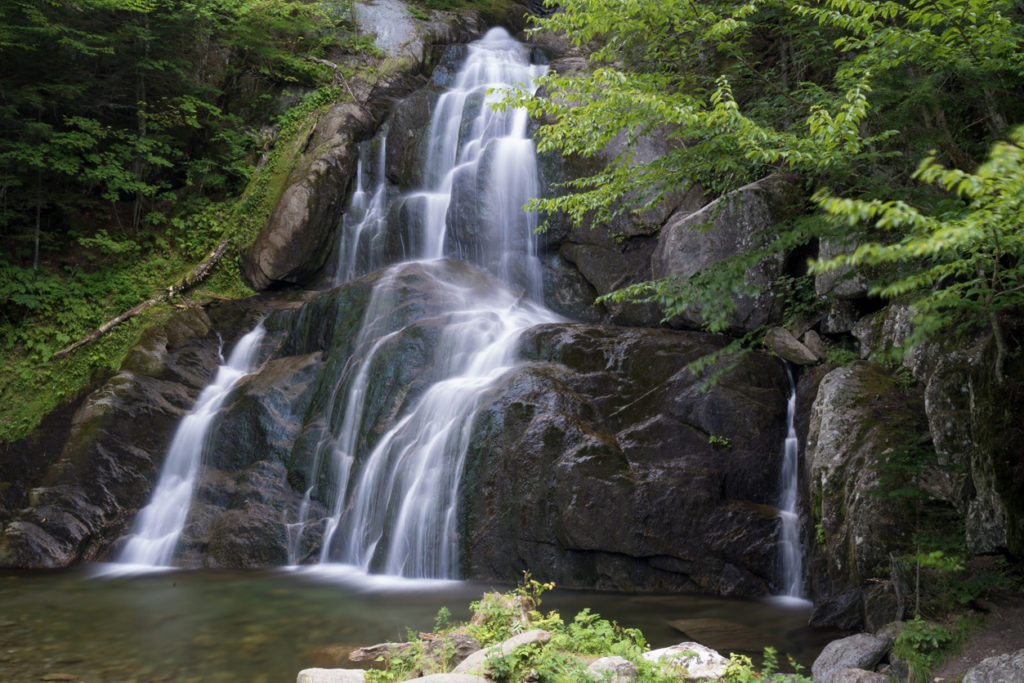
xmin=52 ymin=238 xmax=231 ymax=359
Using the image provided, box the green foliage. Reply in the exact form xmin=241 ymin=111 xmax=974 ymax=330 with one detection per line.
xmin=892 ymin=616 xmax=954 ymax=683
xmin=721 ymin=647 xmax=811 ymax=682
xmin=708 ymin=434 xmax=732 ymax=448
xmin=0 ymin=0 xmax=376 ymax=442
xmin=514 ymin=0 xmax=1024 ymax=357
xmin=813 ymin=127 xmax=1024 ymax=379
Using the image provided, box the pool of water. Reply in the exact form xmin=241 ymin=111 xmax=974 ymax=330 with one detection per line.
xmin=0 ymin=566 xmax=835 ymax=681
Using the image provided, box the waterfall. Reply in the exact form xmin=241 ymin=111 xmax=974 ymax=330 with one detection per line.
xmin=114 ymin=324 xmax=266 ymax=568
xmin=288 ymin=27 xmax=559 ymax=578
xmin=777 ymin=366 xmax=806 ymax=600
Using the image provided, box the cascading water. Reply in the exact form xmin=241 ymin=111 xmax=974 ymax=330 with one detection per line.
xmin=287 ymin=27 xmax=559 ymax=578
xmin=114 ymin=324 xmax=266 ymax=568
xmin=776 ymin=366 xmax=806 ymax=600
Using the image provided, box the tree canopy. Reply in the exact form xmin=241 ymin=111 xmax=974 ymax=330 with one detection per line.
xmin=517 ymin=0 xmax=1024 ymax=362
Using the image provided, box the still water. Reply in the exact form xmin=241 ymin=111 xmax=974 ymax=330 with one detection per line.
xmin=0 ymin=567 xmax=834 ymax=681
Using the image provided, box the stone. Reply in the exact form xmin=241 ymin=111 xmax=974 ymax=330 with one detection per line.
xmin=815 ymin=240 xmax=870 ymax=300
xmin=348 ymin=642 xmax=412 ymax=666
xmin=650 ymin=173 xmax=802 ymax=333
xmin=241 ymin=102 xmax=376 ymax=290
xmin=452 ymin=629 xmax=550 ymax=675
xmin=963 ymin=648 xmax=1024 ymax=683
xmin=809 ymin=590 xmax=863 ymax=631
xmin=861 ymin=581 xmax=903 ymax=633
xmin=811 ymin=634 xmax=890 ymax=683
xmin=462 ymin=323 xmax=790 ymax=595
xmin=765 ymin=327 xmax=819 ymax=365
xmin=642 ymin=642 xmax=729 ymax=680
xmin=296 ymin=669 xmax=365 ymax=683
xmin=426 ymin=633 xmax=480 ymax=669
xmin=0 ymin=304 xmax=262 ymax=567
xmin=827 ymin=668 xmax=890 ymax=683
xmin=586 ymin=655 xmax=638 ymax=682
xmin=805 ymin=362 xmax=926 ymax=592
xmin=802 ymin=330 xmax=828 ymax=361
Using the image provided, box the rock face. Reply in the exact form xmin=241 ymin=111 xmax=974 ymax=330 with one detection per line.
xmin=651 ymin=173 xmax=802 ymax=333
xmin=241 ymin=102 xmax=377 ymax=290
xmin=0 ymin=305 xmax=258 ymax=567
xmin=461 ymin=323 xmax=789 ymax=594
xmin=804 ymin=362 xmax=925 ymax=595
xmin=241 ymin=2 xmax=530 ymax=291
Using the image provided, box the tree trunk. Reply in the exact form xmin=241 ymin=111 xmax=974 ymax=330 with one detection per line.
xmin=53 ymin=238 xmax=230 ymax=359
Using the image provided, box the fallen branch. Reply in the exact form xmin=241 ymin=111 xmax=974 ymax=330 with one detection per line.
xmin=53 ymin=238 xmax=231 ymax=359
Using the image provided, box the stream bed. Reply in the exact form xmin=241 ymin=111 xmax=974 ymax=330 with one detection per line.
xmin=0 ymin=567 xmax=837 ymax=681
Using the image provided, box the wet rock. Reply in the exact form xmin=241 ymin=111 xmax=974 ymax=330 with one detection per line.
xmin=0 ymin=305 xmax=257 ymax=567
xmin=651 ymin=173 xmax=803 ymax=333
xmin=811 ymin=634 xmax=889 ymax=683
xmin=241 ymin=102 xmax=376 ymax=290
xmin=462 ymin=324 xmax=789 ymax=595
xmin=963 ymin=648 xmax=1024 ymax=683
xmin=385 ymin=88 xmax=440 ymax=189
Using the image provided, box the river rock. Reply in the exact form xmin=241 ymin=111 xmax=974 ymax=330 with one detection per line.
xmin=963 ymin=648 xmax=1024 ymax=683
xmin=651 ymin=173 xmax=802 ymax=333
xmin=452 ymin=629 xmax=551 ymax=675
xmin=296 ymin=669 xmax=366 ymax=683
xmin=642 ymin=642 xmax=729 ymax=680
xmin=668 ymin=618 xmax=769 ymax=654
xmin=587 ymin=656 xmax=638 ymax=682
xmin=827 ymin=668 xmax=889 ymax=683
xmin=462 ymin=323 xmax=789 ymax=595
xmin=811 ymin=634 xmax=889 ymax=683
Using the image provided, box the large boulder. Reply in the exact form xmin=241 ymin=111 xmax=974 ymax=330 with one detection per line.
xmin=811 ymin=633 xmax=890 ymax=683
xmin=804 ymin=362 xmax=925 ymax=608
xmin=461 ymin=323 xmax=791 ymax=594
xmin=241 ymin=102 xmax=377 ymax=290
xmin=651 ymin=173 xmax=803 ymax=333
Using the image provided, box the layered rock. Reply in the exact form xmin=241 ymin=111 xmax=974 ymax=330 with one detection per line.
xmin=461 ymin=323 xmax=789 ymax=594
xmin=0 ymin=304 xmax=259 ymax=567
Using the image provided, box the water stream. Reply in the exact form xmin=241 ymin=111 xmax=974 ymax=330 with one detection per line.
xmin=112 ymin=325 xmax=266 ymax=569
xmin=776 ymin=366 xmax=806 ymax=601
xmin=287 ymin=27 xmax=560 ymax=577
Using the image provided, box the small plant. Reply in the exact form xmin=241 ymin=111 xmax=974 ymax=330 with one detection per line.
xmin=721 ymin=648 xmax=812 ymax=682
xmin=434 ymin=605 xmax=452 ymax=633
xmin=892 ymin=616 xmax=953 ymax=683
xmin=709 ymin=434 xmax=732 ymax=448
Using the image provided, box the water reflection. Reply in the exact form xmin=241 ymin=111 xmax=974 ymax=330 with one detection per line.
xmin=0 ymin=568 xmax=836 ymax=681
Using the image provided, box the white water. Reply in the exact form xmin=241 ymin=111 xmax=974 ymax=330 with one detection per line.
xmin=777 ymin=366 xmax=807 ymax=602
xmin=288 ymin=28 xmax=559 ymax=578
xmin=113 ymin=325 xmax=266 ymax=569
